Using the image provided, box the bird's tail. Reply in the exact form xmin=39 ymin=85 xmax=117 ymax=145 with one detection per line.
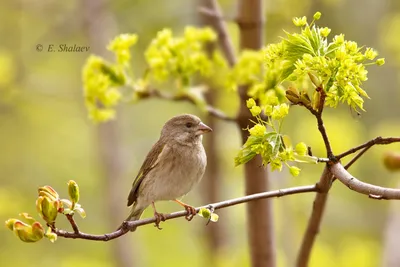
xmin=117 ymin=204 xmax=145 ymax=232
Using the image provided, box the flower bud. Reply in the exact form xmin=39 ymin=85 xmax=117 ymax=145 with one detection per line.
xmin=5 ymin=216 xmax=44 ymax=243
xmin=295 ymin=142 xmax=308 ymax=156
xmin=198 ymin=207 xmax=211 ymax=219
xmin=5 ymin=219 xmax=18 ymax=231
xmin=289 ymin=166 xmax=301 ymax=177
xmin=308 ymin=72 xmax=320 ymax=87
xmin=246 ymin=98 xmax=256 ymax=108
xmin=286 ymin=89 xmax=300 ymax=104
xmin=313 ymin=12 xmax=321 ymax=20
xmin=210 ymin=213 xmax=219 ymax=222
xmin=38 ymin=186 xmax=59 ymax=201
xmin=300 ymin=91 xmax=311 ymax=105
xmin=68 ymin=180 xmax=80 ymax=208
xmin=36 ymin=196 xmax=59 ymax=224
xmin=292 ymin=16 xmax=307 ymax=27
xmin=250 ymin=106 xmax=261 ymax=117
xmin=19 ymin=213 xmax=36 ymax=225
xmin=320 ymin=27 xmax=331 ymax=38
xmin=376 ymin=58 xmax=385 ymax=66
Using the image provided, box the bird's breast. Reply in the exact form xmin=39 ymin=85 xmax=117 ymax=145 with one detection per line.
xmin=148 ymin=143 xmax=207 ymax=201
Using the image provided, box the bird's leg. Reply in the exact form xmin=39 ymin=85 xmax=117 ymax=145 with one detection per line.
xmin=151 ymin=202 xmax=166 ymax=230
xmin=174 ymin=199 xmax=197 ymax=221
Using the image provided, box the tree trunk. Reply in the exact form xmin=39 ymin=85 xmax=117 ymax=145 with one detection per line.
xmin=197 ymin=1 xmax=229 ymax=261
xmin=81 ymin=1 xmax=135 ymax=266
xmin=237 ymin=1 xmax=276 ymax=267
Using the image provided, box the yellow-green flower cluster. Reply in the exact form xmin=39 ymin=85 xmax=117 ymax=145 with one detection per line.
xmin=107 ymin=34 xmax=138 ymax=65
xmin=82 ymin=55 xmax=126 ymax=122
xmin=231 ymin=50 xmax=264 ymax=85
xmin=285 ymin=12 xmax=384 ymax=112
xmin=235 ymin=98 xmax=317 ymax=176
xmin=82 ymin=34 xmax=137 ymax=122
xmin=145 ymin=27 xmax=217 ymax=85
xmin=244 ymin=42 xmax=289 ymax=106
xmin=263 ymin=42 xmax=286 ymax=68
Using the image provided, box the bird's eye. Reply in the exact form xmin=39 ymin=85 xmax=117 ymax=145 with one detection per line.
xmin=185 ymin=122 xmax=193 ymax=128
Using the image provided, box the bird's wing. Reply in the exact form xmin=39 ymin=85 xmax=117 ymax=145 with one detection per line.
xmin=127 ymin=140 xmax=167 ymax=207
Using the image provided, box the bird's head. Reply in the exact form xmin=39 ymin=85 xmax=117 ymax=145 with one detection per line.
xmin=161 ymin=114 xmax=212 ymax=145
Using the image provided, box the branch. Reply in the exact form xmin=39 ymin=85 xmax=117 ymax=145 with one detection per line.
xmin=343 ymin=146 xmax=371 ymax=170
xmin=317 ymin=157 xmax=330 ymax=163
xmin=336 ymin=136 xmax=400 ymax=160
xmin=198 ymin=6 xmax=232 ymax=22
xmin=330 ymin=162 xmax=400 ymax=199
xmin=53 ymin=185 xmax=317 ymax=241
xmin=315 ymin=114 xmax=333 ymax=159
xmin=65 ymin=214 xmax=80 ymax=234
xmin=296 ymin=166 xmax=333 ymax=267
xmin=137 ymin=89 xmax=236 ymax=122
xmin=197 ymin=0 xmax=236 ymax=66
xmin=301 ymin=93 xmax=333 ymax=158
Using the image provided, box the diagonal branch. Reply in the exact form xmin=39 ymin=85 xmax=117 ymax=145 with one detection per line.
xmin=343 ymin=146 xmax=371 ymax=170
xmin=297 ymin=99 xmax=334 ymax=267
xmin=197 ymin=1 xmax=236 ymax=66
xmin=65 ymin=214 xmax=80 ymax=234
xmin=316 ymin=114 xmax=334 ymax=158
xmin=296 ymin=166 xmax=333 ymax=267
xmin=330 ymin=162 xmax=400 ymax=199
xmin=53 ymin=184 xmax=317 ymax=241
xmin=336 ymin=136 xmax=400 ymax=160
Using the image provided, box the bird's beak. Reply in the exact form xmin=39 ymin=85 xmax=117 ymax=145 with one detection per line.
xmin=197 ymin=122 xmax=212 ymax=135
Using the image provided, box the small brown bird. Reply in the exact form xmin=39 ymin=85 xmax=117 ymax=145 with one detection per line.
xmin=124 ymin=114 xmax=212 ymax=231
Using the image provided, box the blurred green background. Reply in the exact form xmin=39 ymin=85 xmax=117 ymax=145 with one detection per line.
xmin=1 ymin=0 xmax=400 ymax=266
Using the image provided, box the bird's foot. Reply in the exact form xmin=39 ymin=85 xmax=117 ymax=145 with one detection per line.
xmin=182 ymin=204 xmax=197 ymax=222
xmin=153 ymin=212 xmax=166 ymax=230
xmin=183 ymin=205 xmax=197 ymax=221
xmin=174 ymin=199 xmax=197 ymax=221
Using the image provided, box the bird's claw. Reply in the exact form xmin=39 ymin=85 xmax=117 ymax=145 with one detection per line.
xmin=153 ymin=212 xmax=166 ymax=230
xmin=183 ymin=205 xmax=197 ymax=221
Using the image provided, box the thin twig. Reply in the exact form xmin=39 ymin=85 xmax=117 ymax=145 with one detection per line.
xmin=53 ymin=184 xmax=317 ymax=241
xmin=316 ymin=115 xmax=334 ymax=158
xmin=65 ymin=214 xmax=80 ymax=234
xmin=336 ymin=137 xmax=400 ymax=160
xmin=317 ymin=157 xmax=330 ymax=163
xmin=343 ymin=146 xmax=372 ymax=170
xmin=331 ymin=162 xmax=400 ymax=199
xmin=316 ymin=86 xmax=326 ymax=115
xmin=137 ymin=89 xmax=236 ymax=122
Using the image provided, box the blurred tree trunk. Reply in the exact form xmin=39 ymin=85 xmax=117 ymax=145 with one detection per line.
xmin=382 ymin=181 xmax=400 ymax=267
xmin=197 ymin=1 xmax=229 ymax=262
xmin=203 ymin=91 xmax=228 ymax=259
xmin=81 ymin=1 xmax=135 ymax=267
xmin=236 ymin=1 xmax=276 ymax=267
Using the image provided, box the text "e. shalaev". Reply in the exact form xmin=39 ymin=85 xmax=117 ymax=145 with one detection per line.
xmin=48 ymin=44 xmax=90 ymax=52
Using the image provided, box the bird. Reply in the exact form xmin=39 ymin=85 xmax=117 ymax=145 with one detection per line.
xmin=122 ymin=114 xmax=212 ymax=231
